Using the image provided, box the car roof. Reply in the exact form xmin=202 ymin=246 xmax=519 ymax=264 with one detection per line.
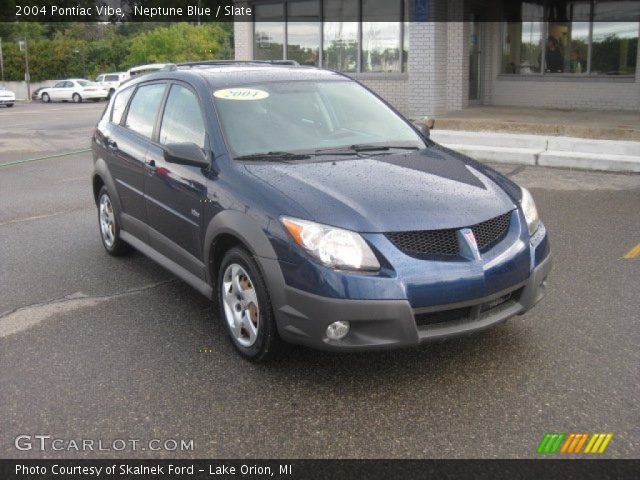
xmin=132 ymin=63 xmax=349 ymax=89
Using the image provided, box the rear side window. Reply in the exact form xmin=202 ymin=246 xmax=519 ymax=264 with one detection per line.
xmin=124 ymin=83 xmax=166 ymax=139
xmin=159 ymin=84 xmax=206 ymax=148
xmin=111 ymin=86 xmax=134 ymax=125
xmin=105 ymin=74 xmax=119 ymax=82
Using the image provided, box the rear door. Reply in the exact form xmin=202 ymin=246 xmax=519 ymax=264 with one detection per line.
xmin=144 ymin=82 xmax=209 ymax=274
xmin=107 ymin=82 xmax=167 ymax=239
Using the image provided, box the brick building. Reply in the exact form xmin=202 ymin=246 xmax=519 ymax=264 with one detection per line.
xmin=233 ymin=0 xmax=640 ymax=119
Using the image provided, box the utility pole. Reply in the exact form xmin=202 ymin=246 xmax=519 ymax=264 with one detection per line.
xmin=0 ymin=37 xmax=4 ymax=82
xmin=20 ymin=38 xmax=31 ymax=101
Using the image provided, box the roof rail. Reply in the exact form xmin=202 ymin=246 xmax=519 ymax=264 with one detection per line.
xmin=176 ymin=60 xmax=300 ymax=68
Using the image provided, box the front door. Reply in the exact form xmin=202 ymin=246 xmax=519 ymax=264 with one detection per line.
xmin=468 ymin=13 xmax=484 ymax=104
xmin=144 ymin=82 xmax=209 ymax=276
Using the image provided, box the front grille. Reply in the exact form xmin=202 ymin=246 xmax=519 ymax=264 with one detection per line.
xmin=415 ymin=307 xmax=470 ymax=327
xmin=470 ymin=211 xmax=512 ymax=252
xmin=385 ymin=228 xmax=459 ymax=257
xmin=385 ymin=210 xmax=512 ymax=258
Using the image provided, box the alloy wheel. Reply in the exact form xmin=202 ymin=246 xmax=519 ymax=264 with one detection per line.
xmin=221 ymin=263 xmax=260 ymax=347
xmin=99 ymin=194 xmax=116 ymax=248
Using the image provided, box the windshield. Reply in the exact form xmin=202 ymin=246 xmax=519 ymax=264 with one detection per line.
xmin=212 ymin=80 xmax=425 ymax=157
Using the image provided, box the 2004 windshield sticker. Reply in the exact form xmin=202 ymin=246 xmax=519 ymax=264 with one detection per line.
xmin=214 ymin=88 xmax=269 ymax=100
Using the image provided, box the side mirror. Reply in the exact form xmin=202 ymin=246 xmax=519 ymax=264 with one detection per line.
xmin=163 ymin=143 xmax=210 ymax=169
xmin=413 ymin=117 xmax=434 ymax=138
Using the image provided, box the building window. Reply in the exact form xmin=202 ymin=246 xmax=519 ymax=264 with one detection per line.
xmin=501 ymin=0 xmax=639 ymax=76
xmin=323 ymin=0 xmax=359 ymax=71
xmin=252 ymin=0 xmax=408 ymax=73
xmin=254 ymin=3 xmax=285 ymax=61
xmin=287 ymin=0 xmax=321 ymax=66
xmin=362 ymin=0 xmax=402 ymax=72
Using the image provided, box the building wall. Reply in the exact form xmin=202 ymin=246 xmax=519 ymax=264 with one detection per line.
xmin=1 ymin=80 xmax=54 ymax=101
xmin=485 ymin=22 xmax=640 ymax=111
xmin=234 ymin=7 xmax=640 ymax=115
xmin=234 ymin=4 xmax=253 ymax=61
xmin=350 ymin=74 xmax=409 ymax=117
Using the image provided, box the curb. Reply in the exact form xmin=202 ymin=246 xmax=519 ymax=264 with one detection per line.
xmin=430 ymin=130 xmax=640 ymax=173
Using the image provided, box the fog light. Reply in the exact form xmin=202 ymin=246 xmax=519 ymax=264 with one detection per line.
xmin=326 ymin=321 xmax=350 ymax=340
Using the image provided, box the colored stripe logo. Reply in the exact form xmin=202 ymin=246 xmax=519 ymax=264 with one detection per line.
xmin=537 ymin=433 xmax=613 ymax=454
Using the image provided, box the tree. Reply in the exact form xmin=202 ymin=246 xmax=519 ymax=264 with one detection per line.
xmin=126 ymin=23 xmax=227 ymax=65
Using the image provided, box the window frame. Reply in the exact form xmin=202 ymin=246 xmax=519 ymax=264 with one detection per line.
xmin=252 ymin=0 xmax=409 ymax=73
xmin=499 ymin=1 xmax=639 ymax=79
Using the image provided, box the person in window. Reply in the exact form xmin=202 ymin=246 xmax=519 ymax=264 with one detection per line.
xmin=545 ymin=36 xmax=564 ymax=73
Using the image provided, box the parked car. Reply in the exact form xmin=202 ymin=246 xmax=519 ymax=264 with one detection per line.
xmin=95 ymin=72 xmax=127 ymax=99
xmin=126 ymin=63 xmax=166 ymax=79
xmin=31 ymin=86 xmax=50 ymax=101
xmin=91 ymin=61 xmax=551 ymax=362
xmin=41 ymin=79 xmax=108 ymax=103
xmin=0 ymin=84 xmax=16 ymax=107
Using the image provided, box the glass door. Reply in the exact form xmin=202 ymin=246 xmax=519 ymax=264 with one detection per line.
xmin=469 ymin=13 xmax=484 ymax=104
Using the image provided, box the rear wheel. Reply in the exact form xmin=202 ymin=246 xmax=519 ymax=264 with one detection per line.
xmin=217 ymin=247 xmax=286 ymax=362
xmin=97 ymin=187 xmax=133 ymax=256
xmin=6 ymin=103 xmax=13 ymax=107
xmin=42 ymin=93 xmax=50 ymax=103
xmin=72 ymin=93 xmax=82 ymax=103
xmin=108 ymin=89 xmax=115 ymax=99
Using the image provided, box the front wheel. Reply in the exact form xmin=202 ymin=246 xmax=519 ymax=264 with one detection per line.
xmin=42 ymin=93 xmax=50 ymax=103
xmin=97 ymin=187 xmax=133 ymax=256
xmin=72 ymin=93 xmax=82 ymax=103
xmin=217 ymin=247 xmax=286 ymax=362
xmin=6 ymin=103 xmax=13 ymax=107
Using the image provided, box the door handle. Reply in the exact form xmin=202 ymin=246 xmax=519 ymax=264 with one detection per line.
xmin=106 ymin=139 xmax=118 ymax=150
xmin=145 ymin=159 xmax=156 ymax=171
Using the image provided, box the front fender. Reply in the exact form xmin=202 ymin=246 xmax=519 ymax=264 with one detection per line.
xmin=203 ymin=210 xmax=287 ymax=313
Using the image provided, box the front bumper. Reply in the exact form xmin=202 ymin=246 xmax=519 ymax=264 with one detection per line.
xmin=0 ymin=98 xmax=15 ymax=104
xmin=272 ymin=253 xmax=551 ymax=351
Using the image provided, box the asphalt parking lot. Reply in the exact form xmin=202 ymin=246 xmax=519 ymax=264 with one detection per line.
xmin=1 ymin=101 xmax=639 ymax=459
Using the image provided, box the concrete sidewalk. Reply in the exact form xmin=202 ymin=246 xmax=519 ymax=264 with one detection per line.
xmin=434 ymin=106 xmax=640 ymax=142
xmin=426 ymin=106 xmax=640 ymax=173
xmin=430 ymin=130 xmax=640 ymax=173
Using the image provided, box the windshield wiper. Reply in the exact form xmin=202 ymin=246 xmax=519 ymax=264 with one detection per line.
xmin=235 ymin=151 xmax=311 ymax=161
xmin=314 ymin=144 xmax=421 ymax=155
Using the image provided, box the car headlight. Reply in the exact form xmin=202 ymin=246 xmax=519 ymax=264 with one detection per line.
xmin=520 ymin=187 xmax=539 ymax=236
xmin=281 ymin=217 xmax=380 ymax=271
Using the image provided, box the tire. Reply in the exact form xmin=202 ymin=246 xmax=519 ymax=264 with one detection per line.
xmin=72 ymin=93 xmax=82 ymax=103
xmin=108 ymin=89 xmax=115 ymax=100
xmin=42 ymin=93 xmax=50 ymax=103
xmin=97 ymin=186 xmax=133 ymax=256
xmin=6 ymin=103 xmax=13 ymax=107
xmin=92 ymin=98 xmax=100 ymax=102
xmin=217 ymin=247 xmax=287 ymax=362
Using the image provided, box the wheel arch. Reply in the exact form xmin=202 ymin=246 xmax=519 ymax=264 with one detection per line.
xmin=92 ymin=158 xmax=123 ymax=214
xmin=204 ymin=210 xmax=280 ymax=291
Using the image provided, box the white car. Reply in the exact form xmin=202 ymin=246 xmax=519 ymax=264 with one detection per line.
xmin=0 ymin=85 xmax=16 ymax=107
xmin=95 ymin=72 xmax=127 ymax=99
xmin=40 ymin=79 xmax=108 ymax=103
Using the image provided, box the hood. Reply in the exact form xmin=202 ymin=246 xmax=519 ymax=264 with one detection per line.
xmin=243 ymin=148 xmax=517 ymax=233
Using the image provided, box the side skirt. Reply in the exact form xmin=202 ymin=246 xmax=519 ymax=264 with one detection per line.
xmin=120 ymin=230 xmax=213 ymax=300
